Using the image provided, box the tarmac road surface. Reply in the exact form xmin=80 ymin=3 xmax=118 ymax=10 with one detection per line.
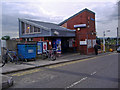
xmin=6 ymin=53 xmax=119 ymax=89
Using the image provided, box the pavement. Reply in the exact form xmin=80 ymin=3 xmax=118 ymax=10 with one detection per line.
xmin=0 ymin=52 xmax=115 ymax=89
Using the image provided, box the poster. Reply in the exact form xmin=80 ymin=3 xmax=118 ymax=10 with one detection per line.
xmin=37 ymin=42 xmax=43 ymax=54
xmin=43 ymin=42 xmax=47 ymax=53
xmin=87 ymin=39 xmax=92 ymax=48
xmin=56 ymin=39 xmax=61 ymax=53
xmin=92 ymin=39 xmax=96 ymax=47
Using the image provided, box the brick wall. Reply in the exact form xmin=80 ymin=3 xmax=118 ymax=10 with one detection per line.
xmin=61 ymin=9 xmax=96 ymax=54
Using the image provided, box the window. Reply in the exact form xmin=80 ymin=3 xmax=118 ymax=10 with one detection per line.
xmin=34 ymin=27 xmax=37 ymax=32
xmin=38 ymin=28 xmax=40 ymax=32
xmin=34 ymin=27 xmax=41 ymax=33
xmin=30 ymin=25 xmax=33 ymax=33
xmin=26 ymin=24 xmax=30 ymax=33
xmin=21 ymin=22 xmax=25 ymax=34
xmin=22 ymin=23 xmax=41 ymax=34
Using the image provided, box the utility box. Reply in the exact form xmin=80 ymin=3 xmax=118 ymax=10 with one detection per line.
xmin=17 ymin=44 xmax=37 ymax=60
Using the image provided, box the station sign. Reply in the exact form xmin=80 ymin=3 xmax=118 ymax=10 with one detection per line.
xmin=74 ymin=24 xmax=86 ymax=28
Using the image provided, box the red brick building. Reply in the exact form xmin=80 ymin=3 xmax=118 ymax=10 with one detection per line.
xmin=19 ymin=8 xmax=96 ymax=55
xmin=59 ymin=8 xmax=96 ymax=54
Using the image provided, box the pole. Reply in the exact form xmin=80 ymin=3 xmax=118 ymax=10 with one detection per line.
xmin=117 ymin=27 xmax=118 ymax=46
xmin=87 ymin=33 xmax=88 ymax=55
xmin=103 ymin=31 xmax=105 ymax=52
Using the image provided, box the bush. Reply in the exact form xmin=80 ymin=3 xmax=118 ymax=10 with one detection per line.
xmin=1 ymin=36 xmax=10 ymax=40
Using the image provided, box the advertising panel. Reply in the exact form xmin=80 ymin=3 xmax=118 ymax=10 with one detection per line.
xmin=37 ymin=42 xmax=43 ymax=54
xmin=92 ymin=39 xmax=96 ymax=47
xmin=56 ymin=39 xmax=61 ymax=54
xmin=43 ymin=42 xmax=47 ymax=53
xmin=87 ymin=39 xmax=92 ymax=48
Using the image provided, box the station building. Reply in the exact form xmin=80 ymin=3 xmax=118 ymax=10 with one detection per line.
xmin=19 ymin=8 xmax=96 ymax=54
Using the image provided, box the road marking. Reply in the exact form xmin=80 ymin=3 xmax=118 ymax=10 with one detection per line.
xmin=46 ymin=53 xmax=114 ymax=69
xmin=91 ymin=71 xmax=96 ymax=75
xmin=66 ymin=71 xmax=97 ymax=88
xmin=11 ymin=69 xmax=43 ymax=76
xmin=66 ymin=77 xmax=88 ymax=88
xmin=10 ymin=53 xmax=114 ymax=77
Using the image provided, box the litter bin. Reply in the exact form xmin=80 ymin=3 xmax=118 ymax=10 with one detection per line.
xmin=17 ymin=44 xmax=37 ymax=60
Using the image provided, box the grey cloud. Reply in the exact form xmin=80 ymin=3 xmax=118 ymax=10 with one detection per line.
xmin=1 ymin=1 xmax=118 ymax=38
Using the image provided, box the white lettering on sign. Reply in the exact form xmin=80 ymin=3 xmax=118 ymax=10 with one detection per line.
xmin=28 ymin=49 xmax=34 ymax=53
xmin=80 ymin=41 xmax=87 ymax=45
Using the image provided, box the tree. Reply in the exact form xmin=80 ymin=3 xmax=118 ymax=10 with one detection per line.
xmin=1 ymin=36 xmax=10 ymax=40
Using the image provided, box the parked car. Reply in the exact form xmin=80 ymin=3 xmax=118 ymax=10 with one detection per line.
xmin=117 ymin=46 xmax=120 ymax=53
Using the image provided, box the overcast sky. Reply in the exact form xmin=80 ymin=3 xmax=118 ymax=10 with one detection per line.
xmin=0 ymin=0 xmax=119 ymax=38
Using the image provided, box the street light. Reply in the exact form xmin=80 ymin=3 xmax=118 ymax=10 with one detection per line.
xmin=103 ymin=30 xmax=110 ymax=52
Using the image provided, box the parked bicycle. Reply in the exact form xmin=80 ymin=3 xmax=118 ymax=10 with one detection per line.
xmin=2 ymin=47 xmax=24 ymax=67
xmin=42 ymin=48 xmax=56 ymax=61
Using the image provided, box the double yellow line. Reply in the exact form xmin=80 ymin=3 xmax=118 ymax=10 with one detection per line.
xmin=11 ymin=53 xmax=115 ymax=77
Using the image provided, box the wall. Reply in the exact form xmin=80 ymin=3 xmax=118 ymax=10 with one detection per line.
xmin=61 ymin=10 xmax=96 ymax=54
xmin=6 ymin=40 xmax=17 ymax=51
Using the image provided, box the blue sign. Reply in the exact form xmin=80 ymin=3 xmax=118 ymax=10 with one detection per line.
xmin=56 ymin=39 xmax=61 ymax=53
xmin=90 ymin=18 xmax=95 ymax=21
xmin=37 ymin=42 xmax=43 ymax=54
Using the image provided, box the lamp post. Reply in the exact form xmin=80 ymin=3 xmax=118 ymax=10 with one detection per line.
xmin=117 ymin=27 xmax=119 ymax=46
xmin=103 ymin=30 xmax=110 ymax=52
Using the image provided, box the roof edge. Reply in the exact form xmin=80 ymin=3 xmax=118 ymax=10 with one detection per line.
xmin=58 ymin=8 xmax=95 ymax=26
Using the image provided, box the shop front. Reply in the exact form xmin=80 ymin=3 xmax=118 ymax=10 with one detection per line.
xmin=19 ymin=18 xmax=76 ymax=54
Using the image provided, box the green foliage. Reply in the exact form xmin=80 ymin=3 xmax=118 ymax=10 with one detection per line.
xmin=1 ymin=36 xmax=10 ymax=40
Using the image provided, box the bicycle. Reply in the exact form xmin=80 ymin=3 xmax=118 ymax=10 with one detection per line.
xmin=42 ymin=48 xmax=56 ymax=61
xmin=48 ymin=48 xmax=56 ymax=61
xmin=2 ymin=47 xmax=24 ymax=67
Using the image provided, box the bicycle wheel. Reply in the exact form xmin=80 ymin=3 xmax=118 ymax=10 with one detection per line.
xmin=2 ymin=60 xmax=5 ymax=67
xmin=2 ymin=54 xmax=8 ymax=67
xmin=13 ymin=56 xmax=19 ymax=64
xmin=51 ymin=54 xmax=56 ymax=61
xmin=18 ymin=54 xmax=24 ymax=64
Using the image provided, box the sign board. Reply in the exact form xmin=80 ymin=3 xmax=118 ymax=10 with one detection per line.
xmin=54 ymin=31 xmax=59 ymax=35
xmin=56 ymin=39 xmax=61 ymax=54
xmin=92 ymin=39 xmax=96 ymax=47
xmin=87 ymin=39 xmax=92 ymax=48
xmin=43 ymin=42 xmax=47 ymax=53
xmin=90 ymin=18 xmax=95 ymax=21
xmin=37 ymin=42 xmax=43 ymax=54
xmin=80 ymin=41 xmax=87 ymax=45
xmin=1 ymin=40 xmax=6 ymax=47
xmin=28 ymin=49 xmax=34 ymax=53
xmin=74 ymin=24 xmax=86 ymax=28
xmin=49 ymin=41 xmax=51 ymax=45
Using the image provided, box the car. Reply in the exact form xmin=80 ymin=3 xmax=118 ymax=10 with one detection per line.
xmin=117 ymin=46 xmax=120 ymax=53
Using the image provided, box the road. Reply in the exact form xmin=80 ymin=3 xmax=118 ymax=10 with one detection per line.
xmin=5 ymin=53 xmax=119 ymax=89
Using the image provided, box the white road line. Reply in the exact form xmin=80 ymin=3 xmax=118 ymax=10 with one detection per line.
xmin=66 ymin=77 xmax=88 ymax=88
xmin=91 ymin=71 xmax=96 ymax=75
xmin=66 ymin=71 xmax=97 ymax=88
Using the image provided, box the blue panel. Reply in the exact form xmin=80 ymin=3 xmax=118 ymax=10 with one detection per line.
xmin=37 ymin=42 xmax=43 ymax=54
xmin=17 ymin=44 xmax=36 ymax=59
